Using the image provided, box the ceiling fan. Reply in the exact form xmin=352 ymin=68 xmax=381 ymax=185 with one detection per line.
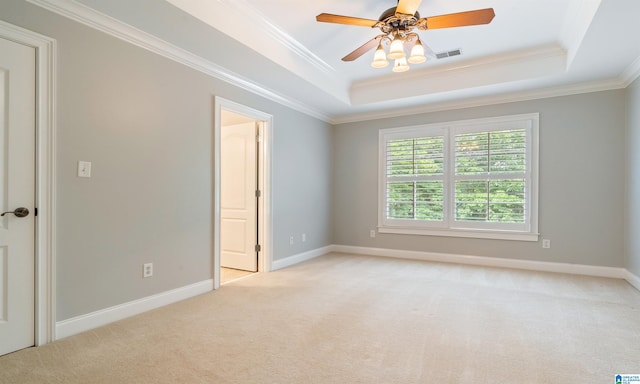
xmin=316 ymin=0 xmax=495 ymax=72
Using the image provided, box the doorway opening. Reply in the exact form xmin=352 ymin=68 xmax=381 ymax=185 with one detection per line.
xmin=214 ymin=98 xmax=272 ymax=288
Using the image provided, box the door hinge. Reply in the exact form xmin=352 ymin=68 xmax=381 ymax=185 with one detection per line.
xmin=256 ymin=135 xmax=262 ymax=143
xmin=255 ymin=190 xmax=261 ymax=198
xmin=255 ymin=244 xmax=261 ymax=252
xmin=35 ymin=207 xmax=38 ymax=217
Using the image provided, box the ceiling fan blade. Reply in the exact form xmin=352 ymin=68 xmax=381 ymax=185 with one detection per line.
xmin=396 ymin=0 xmax=423 ymax=16
xmin=316 ymin=13 xmax=379 ymax=27
xmin=342 ymin=36 xmax=383 ymax=62
xmin=422 ymin=8 xmax=495 ymax=29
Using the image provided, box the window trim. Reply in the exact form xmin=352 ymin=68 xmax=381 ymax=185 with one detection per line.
xmin=378 ymin=113 xmax=539 ymax=242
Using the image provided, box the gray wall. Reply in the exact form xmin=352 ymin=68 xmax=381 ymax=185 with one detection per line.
xmin=333 ymin=91 xmax=626 ymax=268
xmin=273 ymin=112 xmax=333 ymax=254
xmin=0 ymin=1 xmax=333 ymax=321
xmin=626 ymin=78 xmax=640 ymax=276
xmin=1 ymin=0 xmax=634 ymax=326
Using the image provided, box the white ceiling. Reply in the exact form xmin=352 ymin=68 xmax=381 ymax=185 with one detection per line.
xmin=68 ymin=0 xmax=640 ymax=123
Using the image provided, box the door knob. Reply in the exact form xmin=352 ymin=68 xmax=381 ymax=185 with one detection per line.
xmin=1 ymin=207 xmax=29 ymax=218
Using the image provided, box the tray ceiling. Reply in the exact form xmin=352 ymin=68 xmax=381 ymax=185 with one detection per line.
xmin=41 ymin=0 xmax=640 ymax=122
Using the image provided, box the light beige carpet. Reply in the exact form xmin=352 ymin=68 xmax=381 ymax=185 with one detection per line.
xmin=220 ymin=267 xmax=255 ymax=285
xmin=1 ymin=252 xmax=639 ymax=383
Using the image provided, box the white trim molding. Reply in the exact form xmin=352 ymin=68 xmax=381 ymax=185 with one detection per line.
xmin=625 ymin=270 xmax=640 ymax=292
xmin=215 ymin=243 xmax=640 ymax=292
xmin=271 ymin=246 xmax=333 ymax=271
xmin=214 ymin=97 xmax=274 ymax=289
xmin=167 ymin=0 xmax=335 ymax=76
xmin=259 ymin=245 xmax=636 ymax=288
xmin=0 ymin=20 xmax=57 ymax=347
xmin=332 ymin=245 xmax=627 ymax=280
xmin=25 ymin=0 xmax=331 ymax=123
xmin=622 ymin=54 xmax=640 ymax=87
xmin=333 ymin=78 xmax=626 ymax=125
xmin=164 ymin=0 xmax=348 ymax=103
xmin=51 ymin=249 xmax=640 ymax=340
xmin=23 ymin=0 xmax=640 ymax=126
xmin=56 ymin=280 xmax=213 ymax=340
xmin=352 ymin=45 xmax=567 ymax=105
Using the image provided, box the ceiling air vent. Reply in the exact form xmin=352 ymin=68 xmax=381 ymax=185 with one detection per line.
xmin=435 ymin=49 xmax=462 ymax=59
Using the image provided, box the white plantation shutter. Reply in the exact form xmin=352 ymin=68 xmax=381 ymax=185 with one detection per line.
xmin=385 ymin=135 xmax=445 ymax=221
xmin=379 ymin=114 xmax=539 ymax=241
xmin=453 ymin=129 xmax=527 ymax=227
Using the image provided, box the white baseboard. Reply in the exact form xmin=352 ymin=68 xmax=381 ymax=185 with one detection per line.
xmin=625 ymin=270 xmax=640 ymax=291
xmin=271 ymin=245 xmax=333 ymax=271
xmin=51 ymin=249 xmax=640 ymax=341
xmin=56 ymin=279 xmax=213 ymax=340
xmin=270 ymin=244 xmax=638 ymax=291
xmin=332 ymin=245 xmax=627 ymax=279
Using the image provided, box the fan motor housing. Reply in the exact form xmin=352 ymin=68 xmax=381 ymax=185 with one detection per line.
xmin=378 ymin=7 xmax=420 ymax=32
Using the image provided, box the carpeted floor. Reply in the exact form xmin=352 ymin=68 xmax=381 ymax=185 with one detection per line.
xmin=221 ymin=267 xmax=255 ymax=285
xmin=1 ymin=252 xmax=639 ymax=383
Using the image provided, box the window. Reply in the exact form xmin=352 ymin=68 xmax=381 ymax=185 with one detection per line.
xmin=378 ymin=113 xmax=539 ymax=241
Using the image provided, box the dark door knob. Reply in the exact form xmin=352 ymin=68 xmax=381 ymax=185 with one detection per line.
xmin=1 ymin=207 xmax=29 ymax=218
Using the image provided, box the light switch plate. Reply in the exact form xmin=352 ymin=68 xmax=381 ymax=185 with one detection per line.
xmin=78 ymin=161 xmax=92 ymax=178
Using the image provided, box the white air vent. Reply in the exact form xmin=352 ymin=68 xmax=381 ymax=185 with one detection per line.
xmin=435 ymin=49 xmax=462 ymax=59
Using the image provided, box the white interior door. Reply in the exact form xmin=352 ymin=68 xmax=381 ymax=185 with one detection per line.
xmin=0 ymin=37 xmax=36 ymax=356
xmin=221 ymin=122 xmax=258 ymax=272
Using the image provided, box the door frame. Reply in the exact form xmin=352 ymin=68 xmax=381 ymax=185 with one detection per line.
xmin=0 ymin=21 xmax=56 ymax=345
xmin=214 ymin=97 xmax=272 ymax=289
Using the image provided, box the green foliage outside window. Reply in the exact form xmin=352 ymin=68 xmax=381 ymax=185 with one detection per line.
xmin=386 ymin=136 xmax=444 ymax=221
xmin=455 ymin=180 xmax=525 ymax=223
xmin=386 ymin=129 xmax=526 ymax=224
xmin=387 ymin=181 xmax=444 ymax=220
xmin=456 ymin=130 xmax=526 ymax=175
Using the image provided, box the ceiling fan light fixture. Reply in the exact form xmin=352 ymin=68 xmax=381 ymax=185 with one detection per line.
xmin=387 ymin=37 xmax=406 ymax=60
xmin=392 ymin=57 xmax=410 ymax=73
xmin=371 ymin=43 xmax=389 ymax=68
xmin=408 ymin=39 xmax=426 ymax=64
xmin=317 ymin=4 xmax=497 ymax=73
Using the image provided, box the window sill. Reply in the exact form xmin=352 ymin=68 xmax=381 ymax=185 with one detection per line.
xmin=377 ymin=226 xmax=539 ymax=241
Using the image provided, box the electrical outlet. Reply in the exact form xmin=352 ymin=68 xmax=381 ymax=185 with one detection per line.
xmin=542 ymin=239 xmax=551 ymax=249
xmin=302 ymin=233 xmax=306 ymax=242
xmin=289 ymin=236 xmax=294 ymax=246
xmin=143 ymin=263 xmax=153 ymax=278
xmin=77 ymin=161 xmax=92 ymax=178
xmin=370 ymin=230 xmax=376 ymax=238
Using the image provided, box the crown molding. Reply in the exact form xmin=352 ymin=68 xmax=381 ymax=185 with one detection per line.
xmin=350 ymin=45 xmax=567 ymax=105
xmin=26 ymin=0 xmax=332 ymax=123
xmin=354 ymin=45 xmax=566 ymax=90
xmin=223 ymin=0 xmax=335 ymax=76
xmin=22 ymin=0 xmax=640 ymax=126
xmin=333 ymin=77 xmax=626 ymax=125
xmin=559 ymin=0 xmax=601 ymax=68
xmin=164 ymin=0 xmax=349 ymax=104
xmin=621 ymin=54 xmax=640 ymax=87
